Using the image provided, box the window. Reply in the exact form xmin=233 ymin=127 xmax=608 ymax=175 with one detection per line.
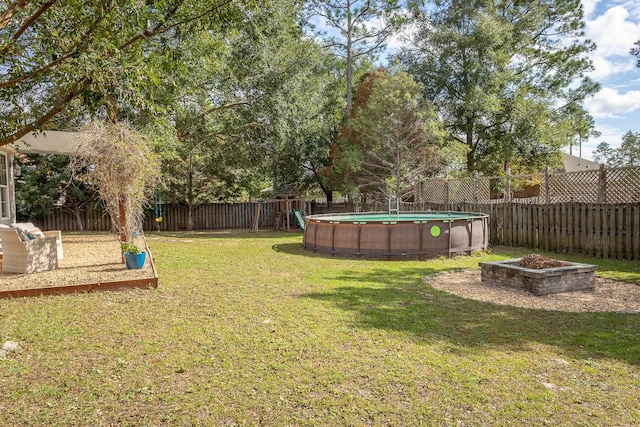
xmin=0 ymin=152 xmax=8 ymax=219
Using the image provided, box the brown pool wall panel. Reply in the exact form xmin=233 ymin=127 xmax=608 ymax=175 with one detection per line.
xmin=303 ymin=212 xmax=489 ymax=259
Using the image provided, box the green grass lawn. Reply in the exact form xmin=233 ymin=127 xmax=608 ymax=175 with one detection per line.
xmin=1 ymin=231 xmax=639 ymax=425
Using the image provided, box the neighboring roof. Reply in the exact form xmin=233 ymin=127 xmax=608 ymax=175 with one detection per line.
xmin=9 ymin=130 xmax=88 ymax=156
xmin=561 ymin=153 xmax=600 ymax=173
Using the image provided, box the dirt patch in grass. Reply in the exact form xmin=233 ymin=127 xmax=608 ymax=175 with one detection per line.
xmin=0 ymin=233 xmax=155 ymax=291
xmin=427 ymin=269 xmax=640 ymax=313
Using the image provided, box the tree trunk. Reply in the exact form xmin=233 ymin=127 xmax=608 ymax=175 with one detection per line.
xmin=187 ymin=155 xmax=194 ymax=231
xmin=187 ymin=202 xmax=194 ymax=231
xmin=324 ymin=188 xmax=333 ymax=207
xmin=119 ymin=195 xmax=126 ymax=263
xmin=395 ymin=140 xmax=401 ymax=200
xmin=346 ymin=0 xmax=353 ymax=116
xmin=466 ymin=130 xmax=475 ymax=172
xmin=73 ymin=204 xmax=84 ymax=231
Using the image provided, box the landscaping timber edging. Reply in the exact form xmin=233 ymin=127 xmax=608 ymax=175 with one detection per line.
xmin=0 ymin=276 xmax=158 ymax=299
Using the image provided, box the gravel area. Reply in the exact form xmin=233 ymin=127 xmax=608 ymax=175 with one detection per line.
xmin=427 ymin=269 xmax=640 ymax=313
xmin=0 ymin=234 xmax=155 ymax=291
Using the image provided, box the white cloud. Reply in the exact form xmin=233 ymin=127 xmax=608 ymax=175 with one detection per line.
xmin=581 ymin=0 xmax=600 ymax=18
xmin=619 ymin=0 xmax=640 ymax=20
xmin=583 ymin=4 xmax=640 ymax=80
xmin=585 ymin=6 xmax=640 ymax=57
xmin=588 ymin=53 xmax=635 ymax=80
xmin=584 ymin=87 xmax=640 ymax=117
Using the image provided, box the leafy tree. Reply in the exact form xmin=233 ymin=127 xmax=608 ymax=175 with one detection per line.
xmin=400 ymin=0 xmax=599 ymax=173
xmin=261 ymin=51 xmax=346 ymax=203
xmin=163 ymin=104 xmax=264 ymax=230
xmin=593 ymin=132 xmax=640 ymax=167
xmin=592 ymin=142 xmax=622 ymax=167
xmin=306 ymin=0 xmax=404 ymax=115
xmin=15 ymin=154 xmax=97 ymax=227
xmin=150 ymin=0 xmax=346 ymax=219
xmin=224 ymin=0 xmax=347 ymax=201
xmin=564 ymin=104 xmax=600 ymax=158
xmin=148 ymin=22 xmax=264 ymax=229
xmin=619 ymin=131 xmax=640 ymax=167
xmin=0 ymin=0 xmax=252 ymax=148
xmin=332 ymin=68 xmax=443 ymax=200
xmin=632 ymin=39 xmax=640 ymax=68
xmin=475 ymin=96 xmax=568 ymax=174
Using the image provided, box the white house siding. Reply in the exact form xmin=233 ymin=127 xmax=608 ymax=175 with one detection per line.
xmin=0 ymin=146 xmax=16 ymax=225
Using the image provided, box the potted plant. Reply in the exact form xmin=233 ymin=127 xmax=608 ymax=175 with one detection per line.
xmin=121 ymin=241 xmax=146 ymax=269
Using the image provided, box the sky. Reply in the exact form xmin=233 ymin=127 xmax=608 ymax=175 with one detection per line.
xmin=386 ymin=0 xmax=640 ymax=161
xmin=314 ymin=1 xmax=640 ymax=162
xmin=579 ymin=0 xmax=640 ymax=160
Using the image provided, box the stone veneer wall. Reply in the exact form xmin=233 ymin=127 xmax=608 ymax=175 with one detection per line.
xmin=479 ymin=259 xmax=597 ymax=296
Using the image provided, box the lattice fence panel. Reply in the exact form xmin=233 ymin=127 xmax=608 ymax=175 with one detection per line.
xmin=417 ymin=166 xmax=640 ymax=205
xmin=421 ymin=179 xmax=447 ymax=204
xmin=548 ymin=170 xmax=599 ymax=203
xmin=511 ymin=173 xmax=543 ymax=202
xmin=448 ymin=178 xmax=475 ymax=203
xmin=477 ymin=178 xmax=491 ymax=203
xmin=604 ymin=167 xmax=640 ymax=203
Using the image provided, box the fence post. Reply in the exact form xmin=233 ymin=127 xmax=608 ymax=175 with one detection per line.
xmin=505 ymin=167 xmax=511 ymax=202
xmin=473 ymin=171 xmax=479 ymax=205
xmin=545 ymin=166 xmax=550 ymax=204
xmin=444 ymin=178 xmax=450 ymax=208
xmin=598 ymin=164 xmax=606 ymax=203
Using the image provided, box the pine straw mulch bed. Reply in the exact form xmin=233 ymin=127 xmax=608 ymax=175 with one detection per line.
xmin=516 ymin=253 xmax=570 ymax=269
xmin=427 ymin=269 xmax=640 ymax=313
xmin=0 ymin=233 xmax=155 ymax=292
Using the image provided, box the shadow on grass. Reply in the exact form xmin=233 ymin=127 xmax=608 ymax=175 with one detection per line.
xmin=302 ymin=267 xmax=640 ymax=365
xmin=271 ymin=242 xmax=310 ymax=256
xmin=272 ymin=243 xmax=355 ymax=260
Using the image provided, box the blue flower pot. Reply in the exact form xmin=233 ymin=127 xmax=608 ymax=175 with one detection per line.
xmin=124 ymin=252 xmax=146 ymax=269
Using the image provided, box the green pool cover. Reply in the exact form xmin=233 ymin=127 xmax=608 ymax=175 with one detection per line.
xmin=308 ymin=212 xmax=484 ymax=223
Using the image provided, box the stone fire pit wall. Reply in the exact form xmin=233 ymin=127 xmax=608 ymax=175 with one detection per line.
xmin=479 ymin=259 xmax=597 ymax=296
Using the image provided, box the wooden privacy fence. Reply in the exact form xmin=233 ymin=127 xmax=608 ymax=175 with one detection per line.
xmin=34 ymin=201 xmax=285 ymax=232
xmin=399 ymin=201 xmax=640 ymax=260
xmin=143 ymin=202 xmax=278 ymax=231
xmin=32 ymin=199 xmax=640 ymax=260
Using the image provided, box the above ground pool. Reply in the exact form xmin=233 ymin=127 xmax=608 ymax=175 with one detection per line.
xmin=303 ymin=211 xmax=489 ymax=259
